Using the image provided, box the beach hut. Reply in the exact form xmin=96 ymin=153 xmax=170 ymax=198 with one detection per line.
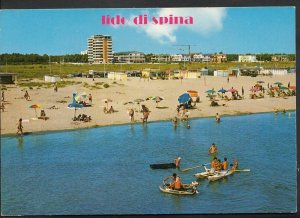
xmin=200 ymin=68 xmax=209 ymax=76
xmin=185 ymin=70 xmax=201 ymax=79
xmin=107 ymin=72 xmax=128 ymax=81
xmin=141 ymin=68 xmax=162 ymax=79
xmin=213 ymin=70 xmax=229 ymax=77
xmin=0 ymin=73 xmax=17 ymax=84
xmin=44 ymin=75 xmax=61 ymax=83
xmin=260 ymin=68 xmax=288 ymax=76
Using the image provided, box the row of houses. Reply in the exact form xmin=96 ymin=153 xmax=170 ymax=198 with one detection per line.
xmin=107 ymin=52 xmax=293 ymax=64
xmin=84 ymin=35 xmax=294 ymax=64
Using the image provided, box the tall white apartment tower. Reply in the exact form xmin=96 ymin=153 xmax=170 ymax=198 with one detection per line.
xmin=88 ymin=35 xmax=113 ymax=64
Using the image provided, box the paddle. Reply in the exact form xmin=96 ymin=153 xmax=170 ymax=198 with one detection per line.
xmin=234 ymin=169 xmax=250 ymax=172
xmin=181 ymin=163 xmax=210 ymax=172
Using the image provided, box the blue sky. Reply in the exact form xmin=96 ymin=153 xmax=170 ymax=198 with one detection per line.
xmin=0 ymin=7 xmax=295 ymax=55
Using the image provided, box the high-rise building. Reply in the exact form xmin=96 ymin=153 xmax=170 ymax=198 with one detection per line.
xmin=88 ymin=35 xmax=113 ymax=64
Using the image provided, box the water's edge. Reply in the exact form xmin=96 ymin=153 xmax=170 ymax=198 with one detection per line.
xmin=1 ymin=109 xmax=295 ymax=138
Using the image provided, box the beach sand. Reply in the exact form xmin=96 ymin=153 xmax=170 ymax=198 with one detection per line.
xmin=0 ymin=74 xmax=296 ymax=135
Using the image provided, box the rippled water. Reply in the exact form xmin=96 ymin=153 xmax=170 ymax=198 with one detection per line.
xmin=1 ymin=112 xmax=297 ymax=215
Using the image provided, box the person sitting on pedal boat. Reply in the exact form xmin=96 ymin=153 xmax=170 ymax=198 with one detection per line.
xmin=234 ymin=159 xmax=239 ymax=169
xmin=222 ymin=157 xmax=228 ymax=170
xmin=174 ymin=175 xmax=183 ymax=190
xmin=211 ymin=157 xmax=217 ymax=168
xmin=215 ymin=159 xmax=222 ymax=172
xmin=164 ymin=173 xmax=177 ymax=189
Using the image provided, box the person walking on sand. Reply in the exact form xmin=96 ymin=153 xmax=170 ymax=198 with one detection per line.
xmin=129 ymin=108 xmax=134 ymax=122
xmin=1 ymin=101 xmax=4 ymax=112
xmin=88 ymin=94 xmax=93 ymax=104
xmin=1 ymin=91 xmax=4 ymax=102
xmin=24 ymin=90 xmax=31 ymax=101
xmin=54 ymin=84 xmax=58 ymax=92
xmin=227 ymin=76 xmax=229 ymax=83
xmin=16 ymin=118 xmax=24 ymax=135
xmin=242 ymin=86 xmax=244 ymax=96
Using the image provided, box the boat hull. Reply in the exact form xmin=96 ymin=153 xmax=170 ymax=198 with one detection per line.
xmin=208 ymin=170 xmax=232 ymax=181
xmin=150 ymin=163 xmax=176 ymax=169
xmin=159 ymin=184 xmax=198 ymax=195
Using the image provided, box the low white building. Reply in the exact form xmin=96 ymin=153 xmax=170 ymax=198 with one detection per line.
xmin=174 ymin=70 xmax=201 ymax=79
xmin=260 ymin=68 xmax=288 ymax=75
xmin=151 ymin=54 xmax=171 ymax=63
xmin=171 ymin=54 xmax=183 ymax=62
xmin=202 ymin=55 xmax=211 ymax=62
xmin=238 ymin=55 xmax=257 ymax=62
xmin=213 ymin=70 xmax=229 ymax=77
xmin=192 ymin=54 xmax=204 ymax=62
xmin=182 ymin=55 xmax=191 ymax=62
xmin=113 ymin=51 xmax=145 ymax=63
xmin=44 ymin=75 xmax=61 ymax=82
xmin=107 ymin=72 xmax=128 ymax=80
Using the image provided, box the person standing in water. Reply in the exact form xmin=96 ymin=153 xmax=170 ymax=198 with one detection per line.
xmin=208 ymin=143 xmax=218 ymax=155
xmin=16 ymin=118 xmax=24 ymax=135
xmin=216 ymin=113 xmax=221 ymax=122
xmin=174 ymin=156 xmax=181 ymax=168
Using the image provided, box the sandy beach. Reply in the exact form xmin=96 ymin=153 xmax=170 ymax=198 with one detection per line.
xmin=0 ymin=74 xmax=296 ymax=135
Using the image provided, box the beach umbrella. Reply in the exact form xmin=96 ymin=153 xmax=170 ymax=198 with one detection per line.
xmin=134 ymin=98 xmax=144 ymax=110
xmin=75 ymin=92 xmax=87 ymax=102
xmin=178 ymin=93 xmax=191 ymax=104
xmin=187 ymin=90 xmax=199 ymax=97
xmin=271 ymin=86 xmax=279 ymax=90
xmin=134 ymin=98 xmax=145 ymax=103
xmin=274 ymin=82 xmax=283 ymax=86
xmin=257 ymin=81 xmax=265 ymax=83
xmin=218 ymin=88 xmax=227 ymax=93
xmin=205 ymin=89 xmax=216 ymax=94
xmin=68 ymin=93 xmax=83 ymax=119
xmin=289 ymin=86 xmax=296 ymax=90
xmin=151 ymin=96 xmax=164 ymax=101
xmin=123 ymin=101 xmax=134 ymax=105
xmin=151 ymin=96 xmax=164 ymax=107
xmin=29 ymin=104 xmax=43 ymax=117
xmin=227 ymin=88 xmax=237 ymax=93
xmin=279 ymin=86 xmax=288 ymax=90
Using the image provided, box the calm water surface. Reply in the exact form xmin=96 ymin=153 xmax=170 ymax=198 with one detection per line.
xmin=1 ymin=112 xmax=297 ymax=215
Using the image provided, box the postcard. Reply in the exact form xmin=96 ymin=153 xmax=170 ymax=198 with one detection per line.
xmin=0 ymin=6 xmax=297 ymax=216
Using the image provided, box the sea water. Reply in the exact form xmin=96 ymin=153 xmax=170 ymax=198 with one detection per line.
xmin=1 ymin=112 xmax=297 ymax=215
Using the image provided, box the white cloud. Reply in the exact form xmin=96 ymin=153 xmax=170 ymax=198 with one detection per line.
xmin=127 ymin=8 xmax=227 ymax=44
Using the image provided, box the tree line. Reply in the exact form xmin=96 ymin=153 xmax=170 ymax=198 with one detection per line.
xmin=0 ymin=53 xmax=295 ymax=65
xmin=0 ymin=53 xmax=88 ymax=65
